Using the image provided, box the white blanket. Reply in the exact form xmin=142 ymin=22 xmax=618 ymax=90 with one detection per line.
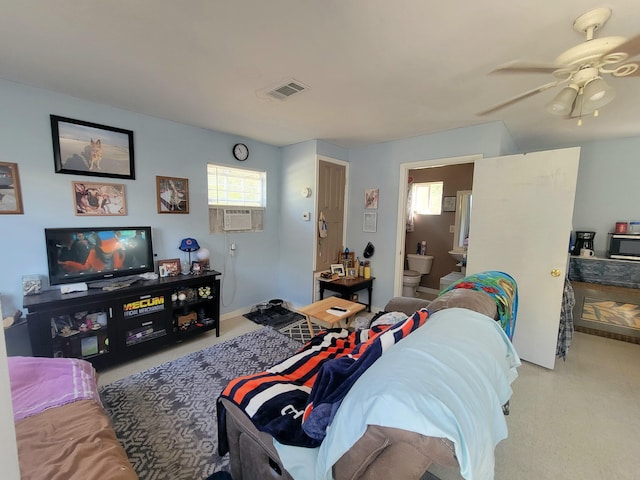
xmin=275 ymin=308 xmax=521 ymax=480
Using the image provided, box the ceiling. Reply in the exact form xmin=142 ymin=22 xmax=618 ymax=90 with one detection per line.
xmin=2 ymin=1 xmax=640 ymax=151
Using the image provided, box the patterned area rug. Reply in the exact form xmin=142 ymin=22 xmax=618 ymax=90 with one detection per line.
xmin=99 ymin=327 xmax=302 ymax=480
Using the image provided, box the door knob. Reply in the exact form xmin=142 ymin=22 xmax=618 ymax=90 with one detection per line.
xmin=551 ymin=269 xmax=561 ymax=277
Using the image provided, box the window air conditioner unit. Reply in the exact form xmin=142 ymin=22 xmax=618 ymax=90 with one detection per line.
xmin=223 ymin=209 xmax=252 ymax=231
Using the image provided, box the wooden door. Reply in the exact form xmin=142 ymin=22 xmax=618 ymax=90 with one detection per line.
xmin=467 ymin=147 xmax=580 ymax=369
xmin=316 ymin=160 xmax=346 ymax=272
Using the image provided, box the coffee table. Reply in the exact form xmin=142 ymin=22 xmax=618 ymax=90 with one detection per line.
xmin=297 ymin=297 xmax=367 ymax=337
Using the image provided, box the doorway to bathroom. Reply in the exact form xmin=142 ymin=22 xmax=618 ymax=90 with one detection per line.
xmin=405 ymin=162 xmax=475 ymax=297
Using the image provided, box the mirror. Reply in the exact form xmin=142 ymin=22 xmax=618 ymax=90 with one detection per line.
xmin=453 ymin=190 xmax=472 ymax=251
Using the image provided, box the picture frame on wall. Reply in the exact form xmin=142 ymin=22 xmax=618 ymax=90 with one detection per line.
xmin=365 ymin=188 xmax=379 ymax=209
xmin=0 ymin=162 xmax=24 ymax=215
xmin=443 ymin=196 xmax=456 ymax=212
xmin=156 ymin=176 xmax=189 ymax=214
xmin=51 ymin=115 xmax=135 ymax=179
xmin=363 ymin=211 xmax=377 ymax=232
xmin=72 ymin=181 xmax=127 ymax=216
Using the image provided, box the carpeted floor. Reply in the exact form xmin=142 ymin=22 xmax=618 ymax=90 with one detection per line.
xmin=99 ymin=327 xmax=302 ymax=480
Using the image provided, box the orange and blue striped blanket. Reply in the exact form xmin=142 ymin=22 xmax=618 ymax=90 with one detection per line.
xmin=218 ymin=309 xmax=429 ymax=449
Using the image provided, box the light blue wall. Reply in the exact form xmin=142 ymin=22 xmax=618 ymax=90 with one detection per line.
xmin=0 ymin=79 xmax=282 ymax=315
xmin=278 ymin=141 xmax=317 ymax=306
xmin=277 ymin=140 xmax=348 ymax=306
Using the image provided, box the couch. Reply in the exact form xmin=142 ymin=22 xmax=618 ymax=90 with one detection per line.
xmin=218 ymin=272 xmax=519 ymax=480
xmin=8 ymin=356 xmax=137 ymax=480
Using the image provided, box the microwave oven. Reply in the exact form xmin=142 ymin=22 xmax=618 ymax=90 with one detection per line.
xmin=608 ymin=233 xmax=640 ymax=261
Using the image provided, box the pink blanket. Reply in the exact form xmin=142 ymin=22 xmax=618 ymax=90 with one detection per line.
xmin=8 ymin=356 xmax=101 ymax=422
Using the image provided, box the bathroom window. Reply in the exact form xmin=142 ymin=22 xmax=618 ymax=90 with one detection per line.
xmin=412 ymin=181 xmax=443 ymax=215
xmin=207 ymin=164 xmax=266 ymax=233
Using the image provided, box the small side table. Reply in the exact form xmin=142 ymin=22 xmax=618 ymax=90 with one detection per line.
xmin=319 ymin=276 xmax=375 ymax=312
xmin=297 ymin=297 xmax=366 ymax=337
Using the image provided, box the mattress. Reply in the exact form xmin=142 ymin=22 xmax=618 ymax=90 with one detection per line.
xmin=8 ymin=356 xmax=137 ymax=480
xmin=15 ymin=399 xmax=137 ymax=480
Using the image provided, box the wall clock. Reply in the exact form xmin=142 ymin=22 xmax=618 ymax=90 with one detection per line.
xmin=233 ymin=143 xmax=249 ymax=161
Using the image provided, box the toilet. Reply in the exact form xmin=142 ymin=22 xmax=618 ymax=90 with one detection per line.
xmin=403 ymin=254 xmax=434 ymax=297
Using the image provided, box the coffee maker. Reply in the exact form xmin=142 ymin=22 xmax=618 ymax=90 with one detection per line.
xmin=572 ymin=231 xmax=596 ymax=255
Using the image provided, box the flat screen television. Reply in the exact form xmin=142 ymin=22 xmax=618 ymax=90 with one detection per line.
xmin=45 ymin=226 xmax=154 ymax=285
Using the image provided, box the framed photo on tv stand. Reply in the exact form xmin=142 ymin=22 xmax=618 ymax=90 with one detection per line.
xmin=157 ymin=258 xmax=181 ymax=277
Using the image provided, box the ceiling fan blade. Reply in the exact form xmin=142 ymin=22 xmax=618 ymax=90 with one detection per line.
xmin=477 ymin=81 xmax=560 ymax=116
xmin=489 ymin=60 xmax=565 ymax=75
xmin=605 ymin=33 xmax=640 ymax=59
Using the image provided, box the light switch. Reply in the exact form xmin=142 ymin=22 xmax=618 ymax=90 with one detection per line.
xmin=302 ymin=212 xmax=310 ymax=221
xmin=449 ymin=225 xmax=455 ymax=233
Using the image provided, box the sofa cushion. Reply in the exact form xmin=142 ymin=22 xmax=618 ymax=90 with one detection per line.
xmin=383 ymin=297 xmax=430 ymax=316
xmin=427 ymin=289 xmax=497 ymax=319
xmin=333 ymin=425 xmax=457 ymax=480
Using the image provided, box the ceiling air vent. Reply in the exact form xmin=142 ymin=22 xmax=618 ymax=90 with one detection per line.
xmin=266 ymin=80 xmax=307 ymax=100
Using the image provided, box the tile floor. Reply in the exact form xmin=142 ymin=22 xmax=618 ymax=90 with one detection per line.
xmin=99 ymin=316 xmax=640 ymax=480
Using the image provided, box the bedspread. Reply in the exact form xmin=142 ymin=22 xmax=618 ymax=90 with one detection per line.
xmin=8 ymin=356 xmax=101 ymax=421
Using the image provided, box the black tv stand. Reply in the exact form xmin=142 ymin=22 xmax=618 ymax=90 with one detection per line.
xmin=24 ymin=270 xmax=221 ymax=369
xmin=87 ymin=275 xmax=142 ymax=290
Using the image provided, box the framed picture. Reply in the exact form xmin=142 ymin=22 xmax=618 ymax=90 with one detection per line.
xmin=363 ymin=211 xmax=377 ymax=232
xmin=158 ymin=258 xmax=181 ymax=277
xmin=365 ymin=188 xmax=379 ymax=209
xmin=156 ymin=176 xmax=189 ymax=214
xmin=347 ymin=268 xmax=357 ymax=278
xmin=0 ymin=162 xmax=24 ymax=214
xmin=72 ymin=181 xmax=127 ymax=216
xmin=330 ymin=264 xmax=345 ymax=277
xmin=51 ymin=115 xmax=135 ymax=179
xmin=443 ymin=196 xmax=456 ymax=212
xmin=191 ymin=261 xmax=203 ymax=275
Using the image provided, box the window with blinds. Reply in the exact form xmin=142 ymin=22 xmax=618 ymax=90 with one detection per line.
xmin=207 ymin=164 xmax=266 ymax=233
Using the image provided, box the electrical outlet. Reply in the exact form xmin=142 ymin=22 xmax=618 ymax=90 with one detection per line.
xmin=449 ymin=225 xmax=455 ymax=233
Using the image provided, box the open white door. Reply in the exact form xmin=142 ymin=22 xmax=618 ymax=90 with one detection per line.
xmin=466 ymin=147 xmax=579 ymax=369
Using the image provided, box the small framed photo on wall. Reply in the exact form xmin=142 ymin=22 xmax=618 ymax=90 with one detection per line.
xmin=73 ymin=181 xmax=127 ymax=216
xmin=363 ymin=211 xmax=377 ymax=232
xmin=365 ymin=188 xmax=379 ymax=209
xmin=156 ymin=176 xmax=189 ymax=213
xmin=443 ymin=196 xmax=456 ymax=212
xmin=0 ymin=162 xmax=24 ymax=214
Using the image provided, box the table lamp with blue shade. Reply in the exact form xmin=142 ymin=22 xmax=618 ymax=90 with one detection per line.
xmin=179 ymin=238 xmax=200 ymax=265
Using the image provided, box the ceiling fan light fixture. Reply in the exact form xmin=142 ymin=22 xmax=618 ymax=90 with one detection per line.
xmin=581 ymin=77 xmax=615 ymax=114
xmin=545 ymin=85 xmax=578 ymax=115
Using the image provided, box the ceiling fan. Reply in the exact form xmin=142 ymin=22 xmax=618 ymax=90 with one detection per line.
xmin=478 ymin=7 xmax=640 ymax=123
